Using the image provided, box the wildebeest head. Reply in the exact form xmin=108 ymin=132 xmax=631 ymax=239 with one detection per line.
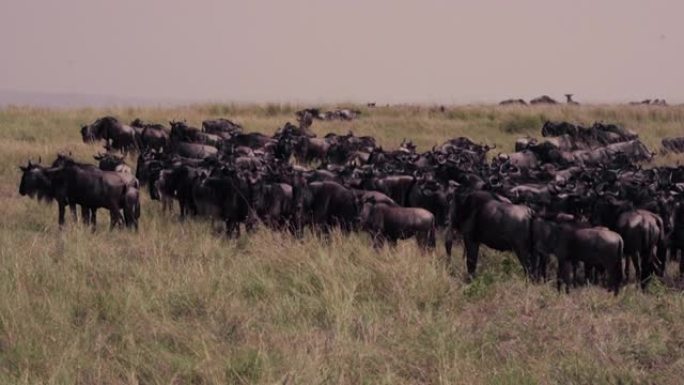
xmin=94 ymin=152 xmax=129 ymax=173
xmin=18 ymin=160 xmax=52 ymax=201
xmin=82 ymin=116 xmax=119 ymax=143
xmin=81 ymin=125 xmax=96 ymax=143
xmin=357 ymin=196 xmax=377 ymax=227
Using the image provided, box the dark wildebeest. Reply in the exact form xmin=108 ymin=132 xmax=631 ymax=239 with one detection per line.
xmin=358 ymin=197 xmax=436 ymax=250
xmin=168 ymin=142 xmax=219 ymax=159
xmin=94 ymin=153 xmax=131 ymax=174
xmin=297 ymin=181 xmax=358 ymax=233
xmin=532 ymin=218 xmax=623 ymax=295
xmin=52 ymin=155 xmax=140 ymax=229
xmin=202 ymin=118 xmax=242 ymax=136
xmin=190 ymin=168 xmax=260 ymax=237
xmin=529 ymin=95 xmax=558 ymax=105
xmin=130 ymin=119 xmax=170 ymax=152
xmin=445 ymin=190 xmax=535 ymax=279
xmin=592 ymin=198 xmax=666 ymax=288
xmin=499 ymin=99 xmax=527 ymax=106
xmin=662 ymin=137 xmax=684 ymax=154
xmin=19 ymin=159 xmax=139 ymax=229
xmin=81 ymin=116 xmax=138 ymax=154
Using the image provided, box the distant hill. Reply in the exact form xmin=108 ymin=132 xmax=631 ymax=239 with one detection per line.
xmin=0 ymin=89 xmax=191 ymax=108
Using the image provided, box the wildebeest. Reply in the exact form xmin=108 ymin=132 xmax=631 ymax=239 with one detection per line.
xmin=167 ymin=141 xmax=219 ymax=159
xmin=499 ymin=99 xmax=527 ymax=106
xmin=19 ymin=157 xmax=139 ymax=229
xmin=94 ymin=153 xmax=131 ymax=174
xmin=445 ymin=190 xmax=535 ymax=279
xmin=662 ymin=137 xmax=684 ymax=153
xmin=131 ymin=119 xmax=170 ymax=151
xmin=81 ymin=116 xmax=138 ymax=154
xmin=358 ymin=197 xmax=436 ymax=250
xmin=298 ymin=181 xmax=358 ymax=232
xmin=529 ymin=95 xmax=557 ymax=105
xmin=592 ymin=197 xmax=665 ymax=288
xmin=532 ymin=218 xmax=623 ymax=294
xmin=565 ymin=94 xmax=579 ymax=105
xmin=202 ymin=118 xmax=242 ymax=136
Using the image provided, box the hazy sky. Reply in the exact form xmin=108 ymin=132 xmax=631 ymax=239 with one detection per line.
xmin=1 ymin=0 xmax=682 ymax=104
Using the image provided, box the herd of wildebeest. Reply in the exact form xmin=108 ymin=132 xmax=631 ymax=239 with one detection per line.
xmin=16 ymin=107 xmax=684 ymax=295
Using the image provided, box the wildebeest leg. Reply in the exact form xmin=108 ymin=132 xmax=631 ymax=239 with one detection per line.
xmin=655 ymin=243 xmax=666 ymax=277
xmin=69 ymin=203 xmax=78 ymax=223
xmin=372 ymin=234 xmax=385 ymax=249
xmin=561 ymin=260 xmax=572 ymax=294
xmin=445 ymin=228 xmax=454 ymax=258
xmin=81 ymin=206 xmax=91 ymax=226
xmin=514 ymin=247 xmax=532 ymax=279
xmin=610 ymin=259 xmax=622 ymax=296
xmin=109 ymin=207 xmax=123 ymax=230
xmin=123 ymin=203 xmax=136 ymax=230
xmin=639 ymin=247 xmax=655 ymax=290
xmin=632 ymin=252 xmax=641 ymax=287
xmin=179 ymin=201 xmax=187 ymax=220
xmin=90 ymin=209 xmax=97 ymax=231
xmin=417 ymin=231 xmax=433 ymax=252
xmin=427 ymin=227 xmax=436 ymax=251
xmin=163 ymin=196 xmax=173 ymax=213
xmin=572 ymin=261 xmax=580 ymax=287
xmin=464 ymin=238 xmax=479 ymax=280
xmin=58 ymin=202 xmax=66 ymax=227
xmin=623 ymin=254 xmax=631 ymax=282
xmin=539 ymin=252 xmax=548 ymax=281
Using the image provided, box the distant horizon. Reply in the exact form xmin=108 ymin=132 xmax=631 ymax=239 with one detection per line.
xmin=0 ymin=88 xmax=679 ymax=109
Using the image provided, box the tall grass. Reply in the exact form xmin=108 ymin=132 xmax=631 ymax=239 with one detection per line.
xmin=1 ymin=104 xmax=684 ymax=384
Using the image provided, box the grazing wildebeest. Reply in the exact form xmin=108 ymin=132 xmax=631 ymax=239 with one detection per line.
xmin=358 ymin=197 xmax=436 ymax=250
xmin=532 ymin=218 xmax=623 ymax=294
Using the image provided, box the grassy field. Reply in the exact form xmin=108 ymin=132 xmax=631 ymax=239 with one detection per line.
xmin=2 ymin=104 xmax=684 ymax=384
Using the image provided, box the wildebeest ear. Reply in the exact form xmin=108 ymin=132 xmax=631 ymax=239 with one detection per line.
xmin=19 ymin=165 xmax=28 ymax=172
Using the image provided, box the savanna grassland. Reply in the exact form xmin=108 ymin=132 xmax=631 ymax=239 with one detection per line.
xmin=3 ymin=103 xmax=684 ymax=385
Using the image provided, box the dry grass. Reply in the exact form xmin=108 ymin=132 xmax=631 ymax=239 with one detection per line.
xmin=2 ymin=104 xmax=684 ymax=384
